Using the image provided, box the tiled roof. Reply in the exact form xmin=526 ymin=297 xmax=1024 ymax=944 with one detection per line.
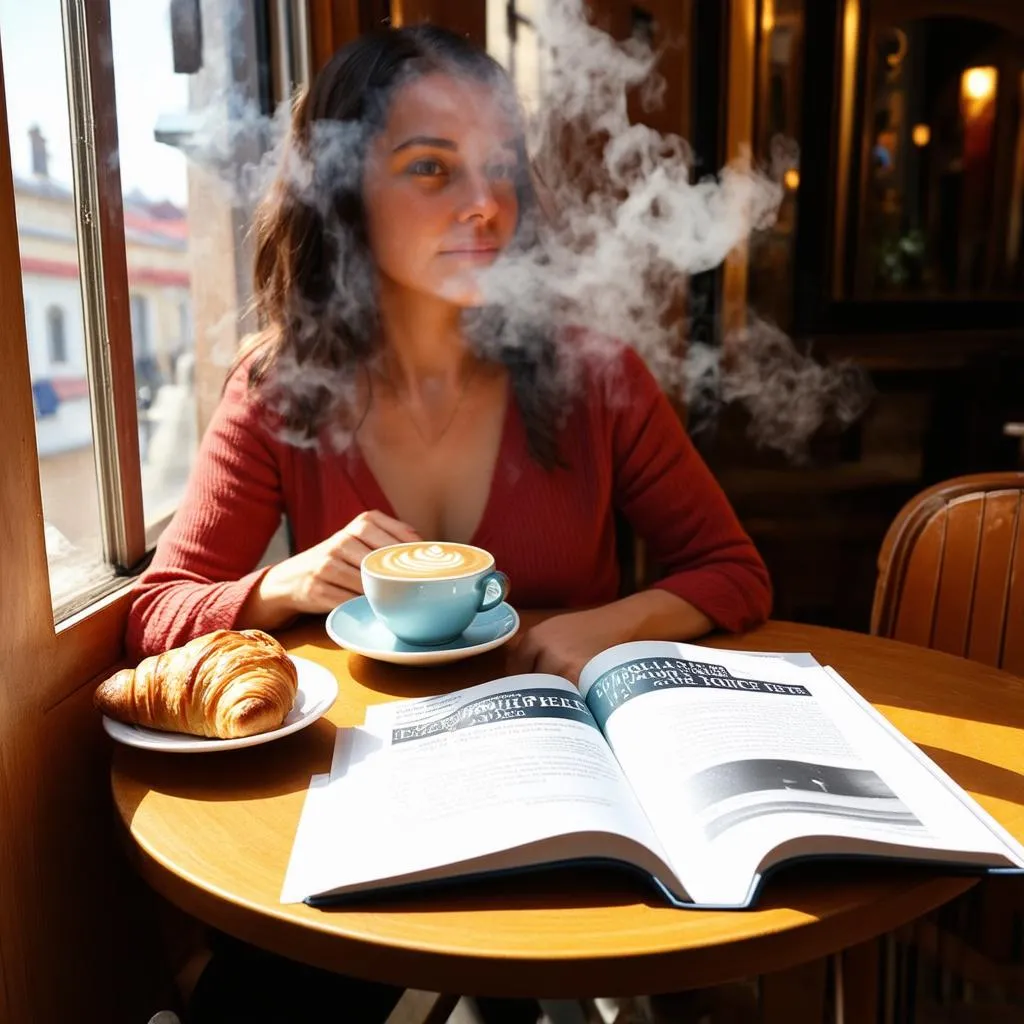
xmin=14 ymin=174 xmax=188 ymax=249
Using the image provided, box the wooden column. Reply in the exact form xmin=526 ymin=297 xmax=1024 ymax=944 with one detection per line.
xmin=721 ymin=0 xmax=757 ymax=339
xmin=391 ymin=0 xmax=486 ymax=46
xmin=310 ymin=0 xmax=362 ymax=71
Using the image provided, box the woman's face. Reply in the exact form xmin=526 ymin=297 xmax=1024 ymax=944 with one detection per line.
xmin=362 ymin=72 xmax=521 ymax=307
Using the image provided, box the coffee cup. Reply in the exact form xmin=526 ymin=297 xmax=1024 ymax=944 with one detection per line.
xmin=360 ymin=542 xmax=510 ymax=646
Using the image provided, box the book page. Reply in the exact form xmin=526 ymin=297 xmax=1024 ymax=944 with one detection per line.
xmin=282 ymin=674 xmax=681 ymax=903
xmin=579 ymin=642 xmax=1021 ymax=906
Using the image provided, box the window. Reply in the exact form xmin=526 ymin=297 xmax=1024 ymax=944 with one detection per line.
xmin=487 ymin=0 xmax=545 ymax=109
xmin=1 ymin=0 xmax=300 ymax=619
xmin=3 ymin=0 xmax=108 ymax=609
xmin=852 ymin=13 xmax=1024 ymax=298
xmin=108 ymin=0 xmax=297 ymax=532
xmin=46 ymin=304 xmax=67 ymax=363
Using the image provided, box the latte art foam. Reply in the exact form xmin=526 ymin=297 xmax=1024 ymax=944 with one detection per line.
xmin=364 ymin=543 xmax=492 ymax=580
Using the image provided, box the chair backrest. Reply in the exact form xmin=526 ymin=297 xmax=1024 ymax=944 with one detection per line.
xmin=872 ymin=472 xmax=1024 ymax=675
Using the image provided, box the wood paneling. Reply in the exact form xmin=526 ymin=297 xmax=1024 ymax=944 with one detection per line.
xmin=646 ymin=0 xmax=694 ymax=145
xmin=584 ymin=0 xmax=694 ymax=142
xmin=0 ymin=34 xmax=57 ymax=1023
xmin=309 ymin=0 xmax=361 ymax=72
xmin=391 ymin=0 xmax=486 ymax=46
xmin=0 ymin=36 xmax=167 ymax=1024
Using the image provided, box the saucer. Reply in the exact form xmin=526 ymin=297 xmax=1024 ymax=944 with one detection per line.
xmin=325 ymin=596 xmax=520 ymax=666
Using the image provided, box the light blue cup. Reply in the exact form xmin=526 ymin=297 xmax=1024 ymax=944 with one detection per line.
xmin=360 ymin=542 xmax=510 ymax=646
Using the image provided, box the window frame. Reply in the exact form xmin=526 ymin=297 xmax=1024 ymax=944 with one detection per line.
xmin=63 ymin=0 xmax=147 ymax=579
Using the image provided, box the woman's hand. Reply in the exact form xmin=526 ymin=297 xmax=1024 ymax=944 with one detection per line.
xmin=506 ymin=607 xmax=629 ymax=684
xmin=506 ymin=592 xmax=715 ymax=685
xmin=240 ymin=510 xmax=420 ymax=629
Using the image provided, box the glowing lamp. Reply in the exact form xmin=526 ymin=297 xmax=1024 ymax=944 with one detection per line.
xmin=912 ymin=124 xmax=931 ymax=147
xmin=783 ymin=168 xmax=800 ymax=191
xmin=959 ymin=66 xmax=998 ymax=168
xmin=962 ymin=66 xmax=997 ymax=104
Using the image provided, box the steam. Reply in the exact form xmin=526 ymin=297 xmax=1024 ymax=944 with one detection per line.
xmin=476 ymin=0 xmax=869 ymax=455
xmin=179 ymin=0 xmax=869 ymax=457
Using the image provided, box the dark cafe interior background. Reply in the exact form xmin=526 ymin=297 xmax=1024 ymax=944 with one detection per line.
xmin=1 ymin=0 xmax=1023 ymax=1022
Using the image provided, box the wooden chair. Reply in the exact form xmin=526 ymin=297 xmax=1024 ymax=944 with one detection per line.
xmin=871 ymin=471 xmax=1024 ymax=675
xmin=843 ymin=472 xmax=1024 ymax=1022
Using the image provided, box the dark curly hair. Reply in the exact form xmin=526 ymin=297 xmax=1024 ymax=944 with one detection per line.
xmin=239 ymin=24 xmax=565 ymax=468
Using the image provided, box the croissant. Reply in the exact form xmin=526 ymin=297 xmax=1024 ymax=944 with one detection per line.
xmin=95 ymin=629 xmax=299 ymax=739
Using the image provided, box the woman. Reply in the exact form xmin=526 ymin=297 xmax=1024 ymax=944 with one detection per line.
xmin=129 ymin=24 xmax=770 ymax=1023
xmin=127 ymin=32 xmax=769 ymax=680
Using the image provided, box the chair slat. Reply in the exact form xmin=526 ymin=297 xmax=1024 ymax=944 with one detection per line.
xmin=932 ymin=496 xmax=984 ymax=658
xmin=968 ymin=492 xmax=1022 ymax=668
xmin=1001 ymin=504 xmax=1024 ymax=676
xmin=893 ymin=510 xmax=946 ymax=649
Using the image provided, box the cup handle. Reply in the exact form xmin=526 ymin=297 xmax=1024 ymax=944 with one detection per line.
xmin=477 ymin=570 xmax=509 ymax=612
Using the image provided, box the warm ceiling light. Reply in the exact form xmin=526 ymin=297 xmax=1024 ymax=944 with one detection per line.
xmin=783 ymin=168 xmax=800 ymax=191
xmin=962 ymin=66 xmax=997 ymax=104
xmin=912 ymin=124 xmax=931 ymax=147
xmin=761 ymin=0 xmax=775 ymax=35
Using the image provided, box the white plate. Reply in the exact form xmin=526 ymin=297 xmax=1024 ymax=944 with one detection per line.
xmin=101 ymin=655 xmax=338 ymax=753
xmin=325 ymin=596 xmax=520 ymax=666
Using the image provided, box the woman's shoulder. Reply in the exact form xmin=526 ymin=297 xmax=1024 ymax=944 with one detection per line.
xmin=220 ymin=336 xmax=362 ymax=454
xmin=209 ymin=337 xmax=288 ymax=443
xmin=559 ymin=327 xmax=663 ymax=408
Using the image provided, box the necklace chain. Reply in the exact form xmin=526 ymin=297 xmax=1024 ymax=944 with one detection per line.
xmin=380 ymin=361 xmax=476 ymax=448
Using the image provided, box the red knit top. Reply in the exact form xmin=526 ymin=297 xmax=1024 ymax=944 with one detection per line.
xmin=126 ymin=343 xmax=771 ymax=659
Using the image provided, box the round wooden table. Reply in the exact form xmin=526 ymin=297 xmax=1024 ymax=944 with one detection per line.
xmin=110 ymin=617 xmax=1024 ymax=998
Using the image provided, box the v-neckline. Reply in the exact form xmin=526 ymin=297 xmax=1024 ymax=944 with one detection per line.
xmin=346 ymin=383 xmax=517 ymax=548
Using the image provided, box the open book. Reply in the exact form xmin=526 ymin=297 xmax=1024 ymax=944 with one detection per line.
xmin=282 ymin=641 xmax=1024 ymax=909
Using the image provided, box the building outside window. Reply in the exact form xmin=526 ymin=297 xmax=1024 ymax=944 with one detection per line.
xmin=487 ymin=0 xmax=544 ymax=110
xmin=129 ymin=292 xmax=150 ymax=357
xmin=46 ymin=304 xmax=66 ymax=364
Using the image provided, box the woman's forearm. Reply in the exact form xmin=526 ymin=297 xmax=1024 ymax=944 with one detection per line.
xmin=604 ymin=588 xmax=714 ymax=644
xmin=236 ymin=564 xmax=301 ymax=632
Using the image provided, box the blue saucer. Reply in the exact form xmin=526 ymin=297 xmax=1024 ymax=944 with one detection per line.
xmin=325 ymin=596 xmax=520 ymax=665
